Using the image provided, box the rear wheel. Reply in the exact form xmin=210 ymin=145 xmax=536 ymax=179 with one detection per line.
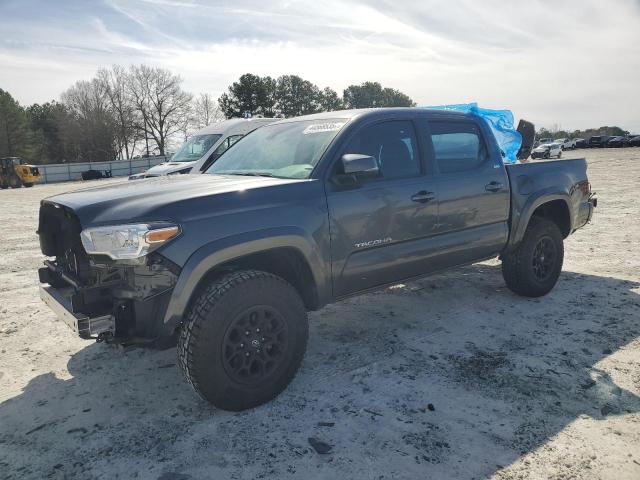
xmin=23 ymin=182 xmax=33 ymax=188
xmin=502 ymin=217 xmax=564 ymax=297
xmin=178 ymin=270 xmax=308 ymax=410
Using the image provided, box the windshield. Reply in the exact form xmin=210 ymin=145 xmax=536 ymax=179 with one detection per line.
xmin=171 ymin=134 xmax=222 ymax=163
xmin=206 ymin=119 xmax=347 ymax=179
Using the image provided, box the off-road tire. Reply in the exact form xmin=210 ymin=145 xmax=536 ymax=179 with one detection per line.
xmin=502 ymin=217 xmax=564 ymax=297
xmin=177 ymin=270 xmax=308 ymax=410
xmin=23 ymin=182 xmax=33 ymax=188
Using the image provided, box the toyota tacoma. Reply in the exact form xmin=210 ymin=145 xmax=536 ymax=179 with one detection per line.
xmin=37 ymin=108 xmax=596 ymax=410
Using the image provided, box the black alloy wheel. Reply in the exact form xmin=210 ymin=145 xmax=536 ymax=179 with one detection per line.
xmin=222 ymin=305 xmax=289 ymax=384
xmin=531 ymin=236 xmax=557 ymax=282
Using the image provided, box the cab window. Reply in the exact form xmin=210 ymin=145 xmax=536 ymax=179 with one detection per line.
xmin=342 ymin=120 xmax=420 ymax=180
xmin=428 ymin=122 xmax=487 ymax=173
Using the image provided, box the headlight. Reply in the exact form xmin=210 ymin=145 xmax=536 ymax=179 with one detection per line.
xmin=80 ymin=224 xmax=180 ymax=261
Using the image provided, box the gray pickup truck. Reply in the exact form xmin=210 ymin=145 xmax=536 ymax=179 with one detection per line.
xmin=37 ymin=108 xmax=596 ymax=410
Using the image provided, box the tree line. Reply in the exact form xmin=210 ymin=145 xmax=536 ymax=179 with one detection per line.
xmin=0 ymin=67 xmax=415 ymax=165
xmin=0 ymin=65 xmax=218 ymax=164
xmin=537 ymin=125 xmax=631 ymax=140
xmin=217 ymin=74 xmax=415 ymax=118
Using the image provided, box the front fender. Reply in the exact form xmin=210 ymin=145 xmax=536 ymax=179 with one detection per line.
xmin=161 ymin=226 xmax=330 ymax=330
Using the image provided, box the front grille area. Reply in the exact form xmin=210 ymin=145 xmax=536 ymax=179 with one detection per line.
xmin=38 ymin=202 xmax=92 ymax=283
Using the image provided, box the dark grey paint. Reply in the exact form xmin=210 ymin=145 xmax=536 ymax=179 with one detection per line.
xmin=41 ymin=108 xmax=595 ymax=338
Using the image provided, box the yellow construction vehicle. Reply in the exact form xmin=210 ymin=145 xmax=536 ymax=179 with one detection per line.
xmin=0 ymin=157 xmax=41 ymax=188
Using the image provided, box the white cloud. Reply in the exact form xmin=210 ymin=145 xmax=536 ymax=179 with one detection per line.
xmin=0 ymin=0 xmax=639 ymax=131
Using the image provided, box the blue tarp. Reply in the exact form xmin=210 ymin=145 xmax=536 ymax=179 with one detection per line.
xmin=422 ymin=103 xmax=522 ymax=164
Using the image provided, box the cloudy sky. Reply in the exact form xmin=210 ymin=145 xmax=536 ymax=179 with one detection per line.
xmin=1 ymin=0 xmax=639 ymax=131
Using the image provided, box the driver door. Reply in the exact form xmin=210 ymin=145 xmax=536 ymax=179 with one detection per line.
xmin=326 ymin=119 xmax=440 ymax=297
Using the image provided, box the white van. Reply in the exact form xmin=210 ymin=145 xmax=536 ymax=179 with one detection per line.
xmin=129 ymin=118 xmax=275 ymax=180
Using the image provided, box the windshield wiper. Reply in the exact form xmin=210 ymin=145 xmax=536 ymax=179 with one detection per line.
xmin=218 ymin=171 xmax=277 ymax=178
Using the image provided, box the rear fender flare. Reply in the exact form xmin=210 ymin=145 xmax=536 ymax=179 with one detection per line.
xmin=508 ymin=189 xmax=572 ymax=249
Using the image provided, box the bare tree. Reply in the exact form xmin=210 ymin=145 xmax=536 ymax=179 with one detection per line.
xmin=96 ymin=66 xmax=140 ymax=160
xmin=192 ymin=93 xmax=223 ymax=130
xmin=60 ymin=79 xmax=118 ymax=162
xmin=177 ymin=101 xmax=194 ymax=143
xmin=128 ymin=65 xmax=192 ymax=156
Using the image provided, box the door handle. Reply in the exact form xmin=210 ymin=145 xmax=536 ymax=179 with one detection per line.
xmin=411 ymin=191 xmax=435 ymax=203
xmin=485 ymin=181 xmax=503 ymax=192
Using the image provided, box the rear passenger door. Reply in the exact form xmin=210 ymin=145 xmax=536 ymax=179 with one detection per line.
xmin=422 ymin=119 xmax=510 ymax=264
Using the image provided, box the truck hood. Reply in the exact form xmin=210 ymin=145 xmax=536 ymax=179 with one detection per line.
xmin=44 ymin=174 xmax=303 ymax=227
xmin=146 ymin=161 xmax=196 ymax=175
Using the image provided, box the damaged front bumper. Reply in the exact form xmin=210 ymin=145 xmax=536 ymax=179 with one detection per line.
xmin=37 ymin=201 xmax=182 ymax=343
xmin=39 ymin=285 xmax=115 ymax=339
xmin=38 ymin=257 xmax=179 ymax=343
xmin=38 ymin=255 xmax=179 ymax=343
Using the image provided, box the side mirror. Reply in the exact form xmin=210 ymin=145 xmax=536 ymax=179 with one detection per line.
xmin=341 ymin=154 xmax=379 ymax=175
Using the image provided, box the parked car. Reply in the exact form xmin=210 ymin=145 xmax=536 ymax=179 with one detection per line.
xmin=37 ymin=108 xmax=596 ymax=410
xmin=129 ymin=118 xmax=276 ymax=180
xmin=531 ymin=142 xmax=562 ymax=159
xmin=606 ymin=136 xmax=630 ymax=148
xmin=534 ymin=137 xmax=553 ymax=148
xmin=554 ymin=138 xmax=576 ymax=150
xmin=81 ymin=169 xmax=112 ymax=181
xmin=629 ymin=136 xmax=640 ymax=147
xmin=574 ymin=138 xmax=586 ymax=148
xmin=587 ymin=135 xmax=611 ymax=148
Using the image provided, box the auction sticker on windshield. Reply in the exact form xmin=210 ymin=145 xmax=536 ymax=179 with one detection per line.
xmin=303 ymin=121 xmax=346 ymax=135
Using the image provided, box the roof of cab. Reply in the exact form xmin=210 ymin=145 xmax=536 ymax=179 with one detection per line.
xmin=195 ymin=117 xmax=276 ymax=135
xmin=194 ymin=108 xmax=470 ymax=133
xmin=270 ymin=107 xmax=468 ymax=125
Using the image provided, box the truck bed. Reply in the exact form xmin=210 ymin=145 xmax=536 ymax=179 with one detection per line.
xmin=505 ymin=158 xmax=590 ymax=247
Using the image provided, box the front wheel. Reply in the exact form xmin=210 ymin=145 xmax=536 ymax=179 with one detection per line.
xmin=502 ymin=217 xmax=564 ymax=297
xmin=23 ymin=182 xmax=33 ymax=188
xmin=557 ymin=151 xmax=562 ymax=158
xmin=178 ymin=270 xmax=308 ymax=410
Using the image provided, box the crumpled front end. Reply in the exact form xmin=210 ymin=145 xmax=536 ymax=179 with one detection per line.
xmin=37 ymin=201 xmax=180 ymax=343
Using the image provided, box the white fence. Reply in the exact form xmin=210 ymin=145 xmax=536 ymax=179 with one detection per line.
xmin=36 ymin=156 xmax=169 ymax=184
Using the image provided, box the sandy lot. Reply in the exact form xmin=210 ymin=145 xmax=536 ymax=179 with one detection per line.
xmin=0 ymin=148 xmax=639 ymax=480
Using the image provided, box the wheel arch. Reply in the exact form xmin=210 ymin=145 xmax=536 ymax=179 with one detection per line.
xmin=509 ymin=191 xmax=573 ymax=249
xmin=162 ymin=228 xmax=330 ymax=333
xmin=531 ymin=199 xmax=571 ymax=237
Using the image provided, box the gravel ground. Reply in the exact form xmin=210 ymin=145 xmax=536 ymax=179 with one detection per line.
xmin=0 ymin=148 xmax=639 ymax=480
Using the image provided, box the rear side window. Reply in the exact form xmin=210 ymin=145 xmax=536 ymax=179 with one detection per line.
xmin=428 ymin=122 xmax=487 ymax=173
xmin=344 ymin=120 xmax=420 ymax=180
